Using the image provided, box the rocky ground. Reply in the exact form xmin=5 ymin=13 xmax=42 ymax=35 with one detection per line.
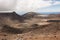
xmin=0 ymin=12 xmax=60 ymax=40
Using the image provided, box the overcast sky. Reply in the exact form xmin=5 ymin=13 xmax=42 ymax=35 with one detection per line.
xmin=16 ymin=0 xmax=60 ymax=14
xmin=0 ymin=0 xmax=17 ymax=11
xmin=0 ymin=0 xmax=60 ymax=14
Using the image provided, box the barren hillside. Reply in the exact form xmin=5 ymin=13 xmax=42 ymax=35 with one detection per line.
xmin=0 ymin=12 xmax=60 ymax=40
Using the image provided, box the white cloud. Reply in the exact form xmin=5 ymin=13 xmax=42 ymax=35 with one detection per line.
xmin=15 ymin=0 xmax=60 ymax=15
xmin=16 ymin=0 xmax=60 ymax=12
xmin=39 ymin=9 xmax=60 ymax=12
xmin=16 ymin=0 xmax=51 ymax=12
xmin=54 ymin=1 xmax=60 ymax=5
xmin=0 ymin=0 xmax=59 ymax=12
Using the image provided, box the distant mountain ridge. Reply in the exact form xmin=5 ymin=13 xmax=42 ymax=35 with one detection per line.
xmin=22 ymin=12 xmax=41 ymax=19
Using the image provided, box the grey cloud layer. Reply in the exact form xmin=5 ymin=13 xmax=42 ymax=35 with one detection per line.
xmin=0 ymin=0 xmax=17 ymax=11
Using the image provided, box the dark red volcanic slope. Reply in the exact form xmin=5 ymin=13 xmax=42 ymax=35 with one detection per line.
xmin=0 ymin=12 xmax=25 ymax=34
xmin=0 ymin=12 xmax=24 ymax=22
